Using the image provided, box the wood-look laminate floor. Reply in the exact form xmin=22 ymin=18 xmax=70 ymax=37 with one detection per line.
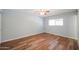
xmin=0 ymin=33 xmax=78 ymax=50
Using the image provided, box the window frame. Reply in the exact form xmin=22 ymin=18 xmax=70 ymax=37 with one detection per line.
xmin=48 ymin=18 xmax=63 ymax=26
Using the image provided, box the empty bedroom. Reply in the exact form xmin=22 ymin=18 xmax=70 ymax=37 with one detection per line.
xmin=0 ymin=9 xmax=79 ymax=50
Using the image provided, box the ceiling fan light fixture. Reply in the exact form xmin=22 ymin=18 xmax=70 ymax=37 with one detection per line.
xmin=34 ymin=9 xmax=49 ymax=16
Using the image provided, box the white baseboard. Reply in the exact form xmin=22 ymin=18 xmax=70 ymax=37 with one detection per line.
xmin=46 ymin=32 xmax=78 ymax=40
xmin=1 ymin=32 xmax=43 ymax=43
xmin=1 ymin=32 xmax=79 ymax=43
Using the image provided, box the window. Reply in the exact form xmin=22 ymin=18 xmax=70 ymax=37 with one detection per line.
xmin=49 ymin=20 xmax=55 ymax=26
xmin=49 ymin=19 xmax=63 ymax=26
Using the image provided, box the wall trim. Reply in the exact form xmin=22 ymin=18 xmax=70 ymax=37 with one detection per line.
xmin=1 ymin=32 xmax=43 ymax=43
xmin=46 ymin=32 xmax=78 ymax=40
xmin=1 ymin=32 xmax=78 ymax=43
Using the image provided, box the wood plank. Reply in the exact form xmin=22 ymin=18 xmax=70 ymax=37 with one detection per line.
xmin=0 ymin=33 xmax=78 ymax=50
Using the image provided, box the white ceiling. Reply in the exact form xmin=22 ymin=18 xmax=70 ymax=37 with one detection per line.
xmin=2 ymin=9 xmax=77 ymax=17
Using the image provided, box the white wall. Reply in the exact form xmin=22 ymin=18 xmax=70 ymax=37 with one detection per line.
xmin=2 ymin=10 xmax=43 ymax=42
xmin=44 ymin=11 xmax=78 ymax=39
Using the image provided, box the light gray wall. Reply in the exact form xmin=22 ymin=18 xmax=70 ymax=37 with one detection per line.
xmin=0 ymin=13 xmax=1 ymax=40
xmin=77 ymin=9 xmax=79 ymax=48
xmin=44 ymin=11 xmax=78 ymax=39
xmin=2 ymin=10 xmax=43 ymax=42
xmin=78 ymin=10 xmax=79 ymax=39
